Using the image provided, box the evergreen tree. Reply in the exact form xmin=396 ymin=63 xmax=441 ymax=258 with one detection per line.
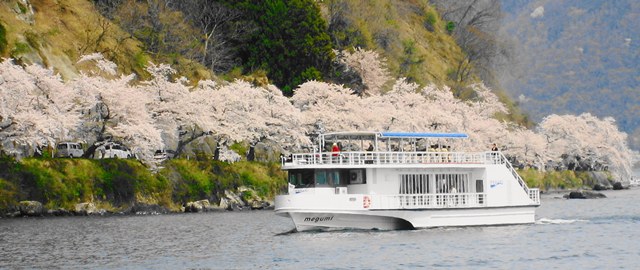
xmin=236 ymin=0 xmax=334 ymax=95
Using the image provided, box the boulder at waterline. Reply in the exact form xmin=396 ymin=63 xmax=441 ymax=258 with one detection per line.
xmin=184 ymin=200 xmax=223 ymax=212
xmin=564 ymin=191 xmax=607 ymax=199
xmin=18 ymin=201 xmax=45 ymax=216
xmin=74 ymin=202 xmax=107 ymax=216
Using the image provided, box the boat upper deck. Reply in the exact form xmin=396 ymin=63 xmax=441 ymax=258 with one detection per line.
xmin=283 ymin=131 xmax=487 ymax=168
xmin=282 ymin=150 xmax=502 ymax=168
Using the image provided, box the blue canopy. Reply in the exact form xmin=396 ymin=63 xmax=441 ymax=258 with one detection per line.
xmin=379 ymin=132 xmax=468 ymax=139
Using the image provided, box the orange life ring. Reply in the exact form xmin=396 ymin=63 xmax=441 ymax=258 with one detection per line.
xmin=363 ymin=196 xmax=371 ymax=209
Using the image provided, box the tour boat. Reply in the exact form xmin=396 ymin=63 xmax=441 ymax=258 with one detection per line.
xmin=274 ymin=131 xmax=541 ymax=231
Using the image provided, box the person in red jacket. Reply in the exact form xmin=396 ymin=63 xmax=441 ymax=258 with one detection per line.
xmin=331 ymin=143 xmax=340 ymax=156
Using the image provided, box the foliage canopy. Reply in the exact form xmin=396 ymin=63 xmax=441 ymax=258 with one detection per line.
xmin=232 ymin=0 xmax=334 ymax=95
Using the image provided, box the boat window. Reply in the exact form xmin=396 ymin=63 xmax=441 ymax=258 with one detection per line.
xmin=476 ymin=180 xmax=483 ymax=193
xmin=315 ymin=171 xmax=327 ymax=186
xmin=288 ymin=170 xmax=314 ymax=188
xmin=290 ymin=169 xmax=363 ymax=188
xmin=436 ymin=173 xmax=469 ymax=193
xmin=400 ymin=174 xmax=430 ymax=194
xmin=328 ymin=170 xmax=340 ymax=186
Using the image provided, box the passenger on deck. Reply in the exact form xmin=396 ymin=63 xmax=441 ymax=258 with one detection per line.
xmin=491 ymin=143 xmax=499 ymax=151
xmin=366 ymin=143 xmax=374 ymax=151
xmin=331 ymin=143 xmax=340 ymax=156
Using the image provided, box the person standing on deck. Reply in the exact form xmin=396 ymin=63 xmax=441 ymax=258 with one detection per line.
xmin=491 ymin=143 xmax=499 ymax=151
xmin=331 ymin=143 xmax=340 ymax=163
xmin=490 ymin=143 xmax=499 ymax=162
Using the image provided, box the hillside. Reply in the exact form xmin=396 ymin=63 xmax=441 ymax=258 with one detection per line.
xmin=320 ymin=0 xmax=465 ymax=87
xmin=497 ymin=0 xmax=640 ymax=149
xmin=0 ymin=0 xmax=469 ymax=90
xmin=0 ymin=0 xmax=210 ymax=80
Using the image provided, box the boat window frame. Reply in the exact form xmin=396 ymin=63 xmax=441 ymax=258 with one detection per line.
xmin=287 ymin=169 xmax=365 ymax=188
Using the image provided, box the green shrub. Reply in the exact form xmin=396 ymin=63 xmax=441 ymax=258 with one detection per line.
xmin=0 ymin=23 xmax=7 ymax=54
xmin=518 ymin=169 xmax=588 ymax=191
xmin=16 ymin=2 xmax=27 ymax=14
xmin=424 ymin=10 xmax=438 ymax=32
xmin=0 ymin=178 xmax=18 ymax=209
xmin=230 ymin=142 xmax=248 ymax=159
xmin=11 ymin=42 xmax=30 ymax=56
xmin=446 ymin=21 xmax=456 ymax=33
xmin=24 ymin=31 xmax=40 ymax=49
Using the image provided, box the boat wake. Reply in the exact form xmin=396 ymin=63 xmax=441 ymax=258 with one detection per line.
xmin=275 ymin=228 xmax=298 ymax=236
xmin=536 ymin=218 xmax=586 ymax=225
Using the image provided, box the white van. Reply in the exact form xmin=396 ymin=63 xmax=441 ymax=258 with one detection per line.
xmin=94 ymin=142 xmax=133 ymax=159
xmin=55 ymin=142 xmax=84 ymax=158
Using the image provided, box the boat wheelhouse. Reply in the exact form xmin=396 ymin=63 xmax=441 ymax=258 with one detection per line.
xmin=274 ymin=131 xmax=541 ymax=231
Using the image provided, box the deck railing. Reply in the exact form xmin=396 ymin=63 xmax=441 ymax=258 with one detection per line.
xmin=370 ymin=193 xmax=486 ymax=209
xmin=283 ymin=151 xmax=541 ymax=205
xmin=493 ymin=152 xmax=541 ymax=204
xmin=284 ymin=151 xmax=496 ymax=166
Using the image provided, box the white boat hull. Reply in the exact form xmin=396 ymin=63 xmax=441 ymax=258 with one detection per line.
xmin=277 ymin=206 xmax=537 ymax=231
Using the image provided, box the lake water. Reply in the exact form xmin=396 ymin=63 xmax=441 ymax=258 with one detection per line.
xmin=2 ymin=188 xmax=640 ymax=269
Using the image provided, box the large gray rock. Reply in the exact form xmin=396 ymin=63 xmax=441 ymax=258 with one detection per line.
xmin=181 ymin=136 xmax=219 ymax=159
xmin=73 ymin=202 xmax=106 ymax=216
xmin=238 ymin=186 xmax=269 ymax=210
xmin=564 ymin=191 xmax=607 ymax=199
xmin=584 ymin=172 xmax=612 ymax=189
xmin=253 ymin=140 xmax=281 ymax=162
xmin=184 ymin=200 xmax=210 ymax=212
xmin=223 ymin=189 xmax=245 ymax=210
xmin=18 ymin=201 xmax=45 ymax=216
xmin=221 ymin=187 xmax=273 ymax=210
xmin=612 ymin=182 xmax=625 ymax=190
xmin=184 ymin=199 xmax=223 ymax=212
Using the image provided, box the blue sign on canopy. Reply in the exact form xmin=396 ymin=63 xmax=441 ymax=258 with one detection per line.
xmin=380 ymin=132 xmax=468 ymax=139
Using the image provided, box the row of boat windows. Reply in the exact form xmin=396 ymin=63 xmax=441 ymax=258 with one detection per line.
xmin=288 ymin=169 xmax=366 ymax=188
xmin=400 ymin=174 xmax=483 ymax=194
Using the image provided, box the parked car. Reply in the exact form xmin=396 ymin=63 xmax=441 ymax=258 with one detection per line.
xmin=94 ymin=142 xmax=133 ymax=159
xmin=55 ymin=142 xmax=84 ymax=158
xmin=154 ymin=149 xmax=176 ymax=161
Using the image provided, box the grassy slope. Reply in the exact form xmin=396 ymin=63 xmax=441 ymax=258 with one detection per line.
xmin=323 ymin=0 xmax=464 ymax=87
xmin=0 ymin=0 xmax=210 ymax=80
xmin=0 ymin=156 xmax=286 ymax=211
xmin=322 ymin=1 xmax=531 ymax=126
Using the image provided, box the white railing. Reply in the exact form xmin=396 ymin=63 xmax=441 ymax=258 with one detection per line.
xmin=528 ymin=189 xmax=541 ymax=204
xmin=284 ymin=151 xmax=496 ymax=166
xmin=282 ymin=151 xmax=541 ymax=205
xmin=370 ymin=193 xmax=486 ymax=209
xmin=494 ymin=152 xmax=541 ymax=204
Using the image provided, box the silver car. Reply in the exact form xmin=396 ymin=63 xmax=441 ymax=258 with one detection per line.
xmin=55 ymin=142 xmax=84 ymax=158
xmin=94 ymin=142 xmax=133 ymax=159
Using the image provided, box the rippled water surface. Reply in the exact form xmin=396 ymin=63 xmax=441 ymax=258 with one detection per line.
xmin=2 ymin=188 xmax=640 ymax=269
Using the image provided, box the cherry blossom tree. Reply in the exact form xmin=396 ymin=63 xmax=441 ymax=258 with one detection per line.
xmin=139 ymin=63 xmax=218 ymax=156
xmin=202 ymin=80 xmax=310 ymax=153
xmin=334 ymin=47 xmax=391 ymax=95
xmin=538 ymin=113 xmax=633 ymax=182
xmin=0 ymin=59 xmax=81 ymax=157
xmin=1 ymin=53 xmax=633 ymax=184
xmin=72 ymin=56 xmax=163 ymax=162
